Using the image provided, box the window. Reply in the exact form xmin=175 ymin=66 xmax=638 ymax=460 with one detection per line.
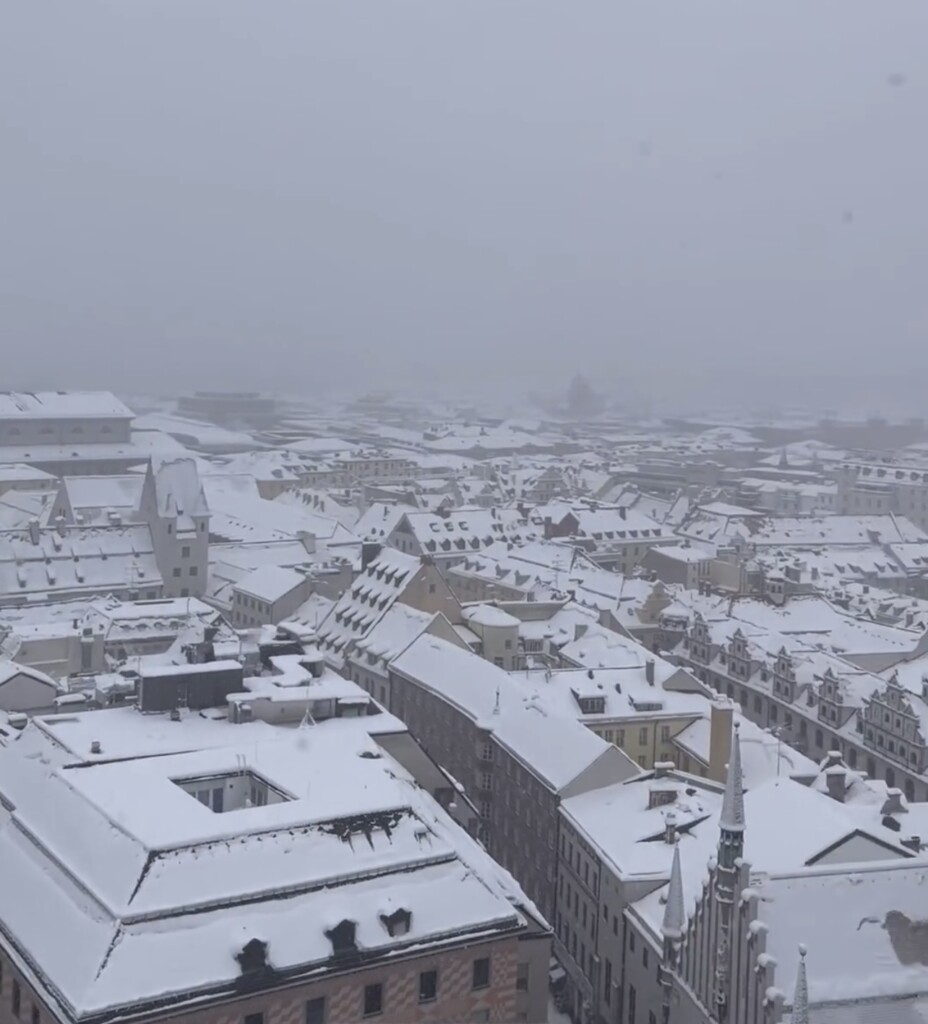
xmin=182 ymin=545 xmax=191 ymax=558
xmin=643 ymin=947 xmax=649 ymax=968
xmin=660 ymin=725 xmax=670 ymax=741
xmin=244 ymin=1015 xmax=262 ymax=1024
xmin=815 ymin=729 xmax=824 ymax=748
xmin=516 ymin=962 xmax=529 ymax=991
xmin=172 ymin=567 xmax=182 ymax=577
xmin=305 ymin=998 xmax=326 ymax=1024
xmin=419 ymin=970 xmax=438 ymax=1003
xmin=628 ymin=985 xmax=636 ymax=1024
xmin=629 ymin=931 xmax=636 ymax=952
xmin=604 ymin=958 xmax=612 ymax=1003
xmin=363 ymin=983 xmax=383 ymax=1017
xmin=649 ymin=1013 xmax=657 ymax=1024
xmin=167 ymin=524 xmax=173 ymax=534
xmin=13 ymin=981 xmax=22 ymax=1018
xmin=638 ymin=727 xmax=648 ymax=745
xmin=189 ymin=566 xmax=198 ymax=576
xmin=472 ymin=957 xmax=491 ymax=990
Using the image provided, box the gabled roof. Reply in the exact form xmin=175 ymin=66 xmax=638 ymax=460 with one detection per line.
xmin=317 ymin=550 xmax=422 ymax=657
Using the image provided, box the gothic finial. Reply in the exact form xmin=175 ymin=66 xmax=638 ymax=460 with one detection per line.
xmin=720 ymin=723 xmax=745 ymax=833
xmin=790 ymin=944 xmax=809 ymax=1024
xmin=661 ymin=841 xmax=685 ymax=940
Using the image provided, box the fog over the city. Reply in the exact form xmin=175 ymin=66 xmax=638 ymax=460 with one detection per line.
xmin=2 ymin=0 xmax=926 ymax=413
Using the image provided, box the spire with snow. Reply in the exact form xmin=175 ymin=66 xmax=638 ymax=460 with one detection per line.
xmin=661 ymin=842 xmax=685 ymax=941
xmin=720 ymin=723 xmax=745 ymax=834
xmin=791 ymin=944 xmax=809 ymax=1024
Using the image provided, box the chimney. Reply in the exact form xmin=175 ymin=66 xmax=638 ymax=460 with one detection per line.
xmin=901 ymin=835 xmax=922 ymax=853
xmin=665 ymin=810 xmax=678 ymax=845
xmin=824 ymin=750 xmax=844 ymax=769
xmin=90 ymin=740 xmax=102 ymax=755
xmin=881 ymin=788 xmax=905 ymax=816
xmin=645 ymin=659 xmax=655 ymax=685
xmin=708 ymin=701 xmax=734 ymax=782
xmin=825 ymin=765 xmax=846 ymax=803
xmin=107 ymin=510 xmax=122 ymax=527
xmin=922 ymin=674 xmax=928 ymax=702
xmin=27 ymin=518 xmax=40 ymax=545
xmin=55 ymin=515 xmax=66 ymax=537
xmin=361 ymin=541 xmax=382 ymax=569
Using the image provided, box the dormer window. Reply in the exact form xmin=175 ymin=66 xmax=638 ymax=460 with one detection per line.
xmin=380 ymin=908 xmax=412 ymax=937
xmin=235 ymin=937 xmax=273 ymax=990
xmin=326 ymin=919 xmax=358 ymax=957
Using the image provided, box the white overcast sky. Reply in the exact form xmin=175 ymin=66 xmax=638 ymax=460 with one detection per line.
xmin=1 ymin=1 xmax=926 ymax=412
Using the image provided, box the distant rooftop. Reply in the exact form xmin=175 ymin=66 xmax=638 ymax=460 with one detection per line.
xmin=0 ymin=391 xmax=134 ymax=420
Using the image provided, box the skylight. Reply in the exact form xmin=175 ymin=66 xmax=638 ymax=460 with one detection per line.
xmin=172 ymin=769 xmax=292 ymax=813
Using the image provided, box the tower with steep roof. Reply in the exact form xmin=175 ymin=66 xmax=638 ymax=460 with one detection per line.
xmin=713 ymin=723 xmax=744 ymax=1021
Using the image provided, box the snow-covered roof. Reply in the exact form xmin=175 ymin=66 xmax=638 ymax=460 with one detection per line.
xmin=0 ymin=660 xmax=60 ymax=692
xmin=354 ymin=501 xmax=415 ymax=541
xmin=0 ymin=490 xmax=56 ymax=530
xmin=0 ymin=720 xmax=540 ymax=1019
xmin=0 ymin=463 xmax=56 ymax=482
xmin=350 ymin=604 xmax=438 ymax=665
xmin=760 ymin=863 xmax=928 ymax=1008
xmin=317 ymin=549 xmax=422 ymax=657
xmin=151 ymin=458 xmax=209 ymax=523
xmin=672 ymin=713 xmax=819 ymax=787
xmin=463 ymin=604 xmax=521 ymax=629
xmin=395 ymin=508 xmax=539 ymax=555
xmin=645 ymin=544 xmax=713 ymax=564
xmin=0 ymin=391 xmax=134 ymax=420
xmin=0 ymin=524 xmax=162 ymax=600
xmin=233 ymin=565 xmax=306 ymax=604
xmin=59 ymin=475 xmax=144 ymax=514
xmin=391 ymin=635 xmax=621 ymax=791
xmin=0 ymin=430 xmax=188 ymax=467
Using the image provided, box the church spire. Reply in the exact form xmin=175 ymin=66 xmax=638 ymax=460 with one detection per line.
xmin=720 ymin=722 xmax=745 ymax=834
xmin=662 ymin=842 xmax=685 ymax=941
xmin=713 ymin=722 xmax=745 ymax=1021
xmin=660 ymin=842 xmax=685 ymax=1024
xmin=791 ymin=944 xmax=809 ymax=1024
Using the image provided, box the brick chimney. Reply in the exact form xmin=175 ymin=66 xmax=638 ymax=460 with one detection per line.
xmin=882 ymin=788 xmax=905 ymax=816
xmin=825 ymin=765 xmax=846 ymax=803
